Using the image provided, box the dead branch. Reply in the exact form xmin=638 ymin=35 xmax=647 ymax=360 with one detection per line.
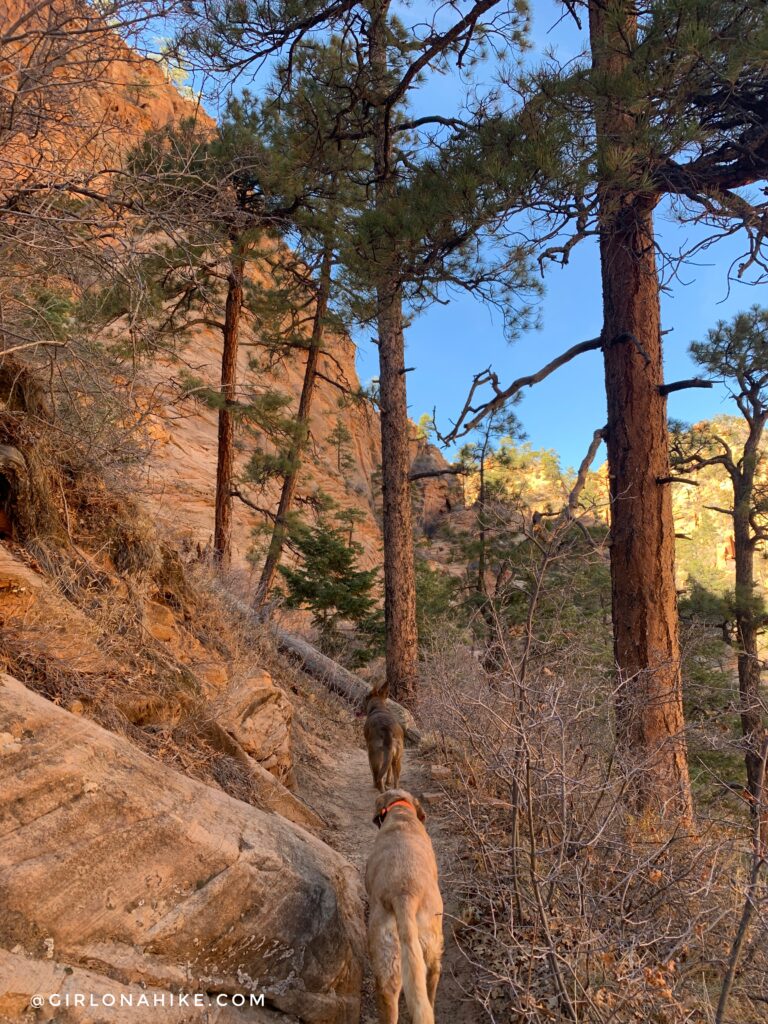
xmin=715 ymin=738 xmax=768 ymax=1024
xmin=0 ymin=340 xmax=67 ymax=357
xmin=439 ymin=336 xmax=602 ymax=443
xmin=657 ymin=476 xmax=700 ymax=486
xmin=566 ymin=425 xmax=606 ymax=520
xmin=659 ymin=378 xmax=714 ymax=396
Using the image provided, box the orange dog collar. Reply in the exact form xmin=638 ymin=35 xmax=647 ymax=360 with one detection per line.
xmin=374 ymin=798 xmax=415 ymax=828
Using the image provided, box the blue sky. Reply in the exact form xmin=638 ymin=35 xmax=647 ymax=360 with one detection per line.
xmin=353 ymin=0 xmax=763 ymax=470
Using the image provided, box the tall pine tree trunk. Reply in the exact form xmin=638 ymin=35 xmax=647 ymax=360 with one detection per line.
xmin=476 ymin=435 xmax=489 ymax=598
xmin=254 ymin=246 xmax=333 ymax=609
xmin=213 ymin=243 xmax=245 ymax=567
xmin=589 ymin=0 xmax=693 ymax=821
xmin=732 ymin=450 xmax=767 ymax=845
xmin=734 ymin=499 xmax=764 ymax=792
xmin=369 ymin=0 xmax=418 ymax=703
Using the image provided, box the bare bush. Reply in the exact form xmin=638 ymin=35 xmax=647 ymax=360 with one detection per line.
xmin=418 ymin=630 xmax=768 ymax=1022
xmin=416 ymin=461 xmax=767 ymax=1022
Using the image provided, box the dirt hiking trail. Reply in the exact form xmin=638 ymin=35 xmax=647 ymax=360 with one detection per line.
xmin=290 ymin=678 xmax=480 ymax=1024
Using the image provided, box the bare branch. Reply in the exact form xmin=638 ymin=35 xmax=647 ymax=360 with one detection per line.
xmin=659 ymin=378 xmax=714 ymax=397
xmin=566 ymin=426 xmax=606 ymax=520
xmin=439 ymin=336 xmax=602 ymax=443
xmin=0 ymin=339 xmax=66 ymax=357
xmin=408 ymin=465 xmax=465 ymax=483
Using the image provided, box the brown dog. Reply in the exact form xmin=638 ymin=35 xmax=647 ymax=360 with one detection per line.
xmin=365 ymin=789 xmax=443 ymax=1024
xmin=363 ymin=685 xmax=404 ymax=792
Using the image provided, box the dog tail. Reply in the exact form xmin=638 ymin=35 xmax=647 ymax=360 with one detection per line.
xmin=375 ymin=732 xmax=393 ymax=790
xmin=394 ymin=899 xmax=434 ymax=1024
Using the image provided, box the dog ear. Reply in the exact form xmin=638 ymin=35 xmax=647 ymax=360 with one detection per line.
xmin=413 ymin=796 xmax=426 ymax=823
xmin=368 ymin=681 xmax=389 ymax=701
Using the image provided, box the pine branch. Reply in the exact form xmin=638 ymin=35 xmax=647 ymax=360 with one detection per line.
xmin=231 ymin=490 xmax=276 ymax=520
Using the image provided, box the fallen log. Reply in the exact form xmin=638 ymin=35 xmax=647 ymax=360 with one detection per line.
xmin=274 ymin=629 xmax=421 ymax=746
xmin=218 ymin=590 xmax=421 ymax=745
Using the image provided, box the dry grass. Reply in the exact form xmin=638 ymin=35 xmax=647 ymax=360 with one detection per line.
xmin=0 ymin=381 xmax=291 ymax=809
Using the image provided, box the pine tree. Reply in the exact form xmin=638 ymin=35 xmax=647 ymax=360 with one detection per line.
xmin=118 ymin=117 xmax=303 ymax=567
xmin=173 ymin=0 xmax=535 ymax=704
xmin=218 ymin=42 xmax=373 ymax=609
xmin=328 ymin=418 xmax=355 ymax=474
xmin=279 ymin=517 xmax=381 ymax=655
xmin=672 ymin=307 xmax=768 ymax=843
xmin=441 ymin=0 xmax=768 ymax=820
xmin=458 ymin=408 xmax=522 ymax=602
xmin=583 ymin=0 xmax=768 ymax=821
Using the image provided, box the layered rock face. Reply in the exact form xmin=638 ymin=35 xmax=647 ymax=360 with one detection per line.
xmin=215 ymin=669 xmax=293 ymax=776
xmin=0 ymin=675 xmax=365 ymax=1024
xmin=141 ymin=325 xmax=385 ymax=574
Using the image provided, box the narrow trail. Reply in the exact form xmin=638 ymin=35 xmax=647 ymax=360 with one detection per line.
xmin=294 ymin=706 xmax=478 ymax=1024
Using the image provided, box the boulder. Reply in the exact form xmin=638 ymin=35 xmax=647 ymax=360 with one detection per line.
xmin=216 ymin=671 xmax=293 ymax=778
xmin=0 ymin=949 xmax=291 ymax=1023
xmin=0 ymin=675 xmax=364 ymax=1024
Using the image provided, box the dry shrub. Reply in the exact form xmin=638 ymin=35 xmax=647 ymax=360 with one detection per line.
xmin=418 ymin=635 xmax=767 ymax=1023
xmin=0 ymin=561 xmax=280 ymax=808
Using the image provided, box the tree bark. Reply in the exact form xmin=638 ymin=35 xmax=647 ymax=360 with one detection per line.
xmin=253 ymin=245 xmax=333 ymax=609
xmin=731 ymin=428 xmax=767 ymax=842
xmin=589 ymin=0 xmax=693 ymax=821
xmin=476 ymin=431 xmax=489 ymax=598
xmin=213 ymin=243 xmax=245 ymax=567
xmin=733 ymin=497 xmax=764 ymax=794
xmin=368 ymin=0 xmax=419 ymax=703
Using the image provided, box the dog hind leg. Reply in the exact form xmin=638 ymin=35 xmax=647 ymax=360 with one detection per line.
xmin=377 ymin=738 xmax=393 ymax=792
xmin=368 ymin=748 xmax=384 ymax=791
xmin=426 ymin=960 xmax=440 ymax=1009
xmin=394 ymin=900 xmax=434 ymax=1024
xmin=369 ymin=910 xmax=401 ymax=1024
xmin=391 ymin=746 xmax=402 ymax=789
xmin=374 ymin=760 xmax=388 ymax=792
xmin=374 ymin=983 xmax=400 ymax=1024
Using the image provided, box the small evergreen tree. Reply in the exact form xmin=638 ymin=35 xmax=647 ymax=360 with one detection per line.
xmin=457 ymin=408 xmax=522 ymax=602
xmin=415 ymin=560 xmax=462 ymax=646
xmin=335 ymin=506 xmax=367 ymax=547
xmin=279 ymin=517 xmax=382 ymax=656
xmin=327 ymin=418 xmax=355 ymax=474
